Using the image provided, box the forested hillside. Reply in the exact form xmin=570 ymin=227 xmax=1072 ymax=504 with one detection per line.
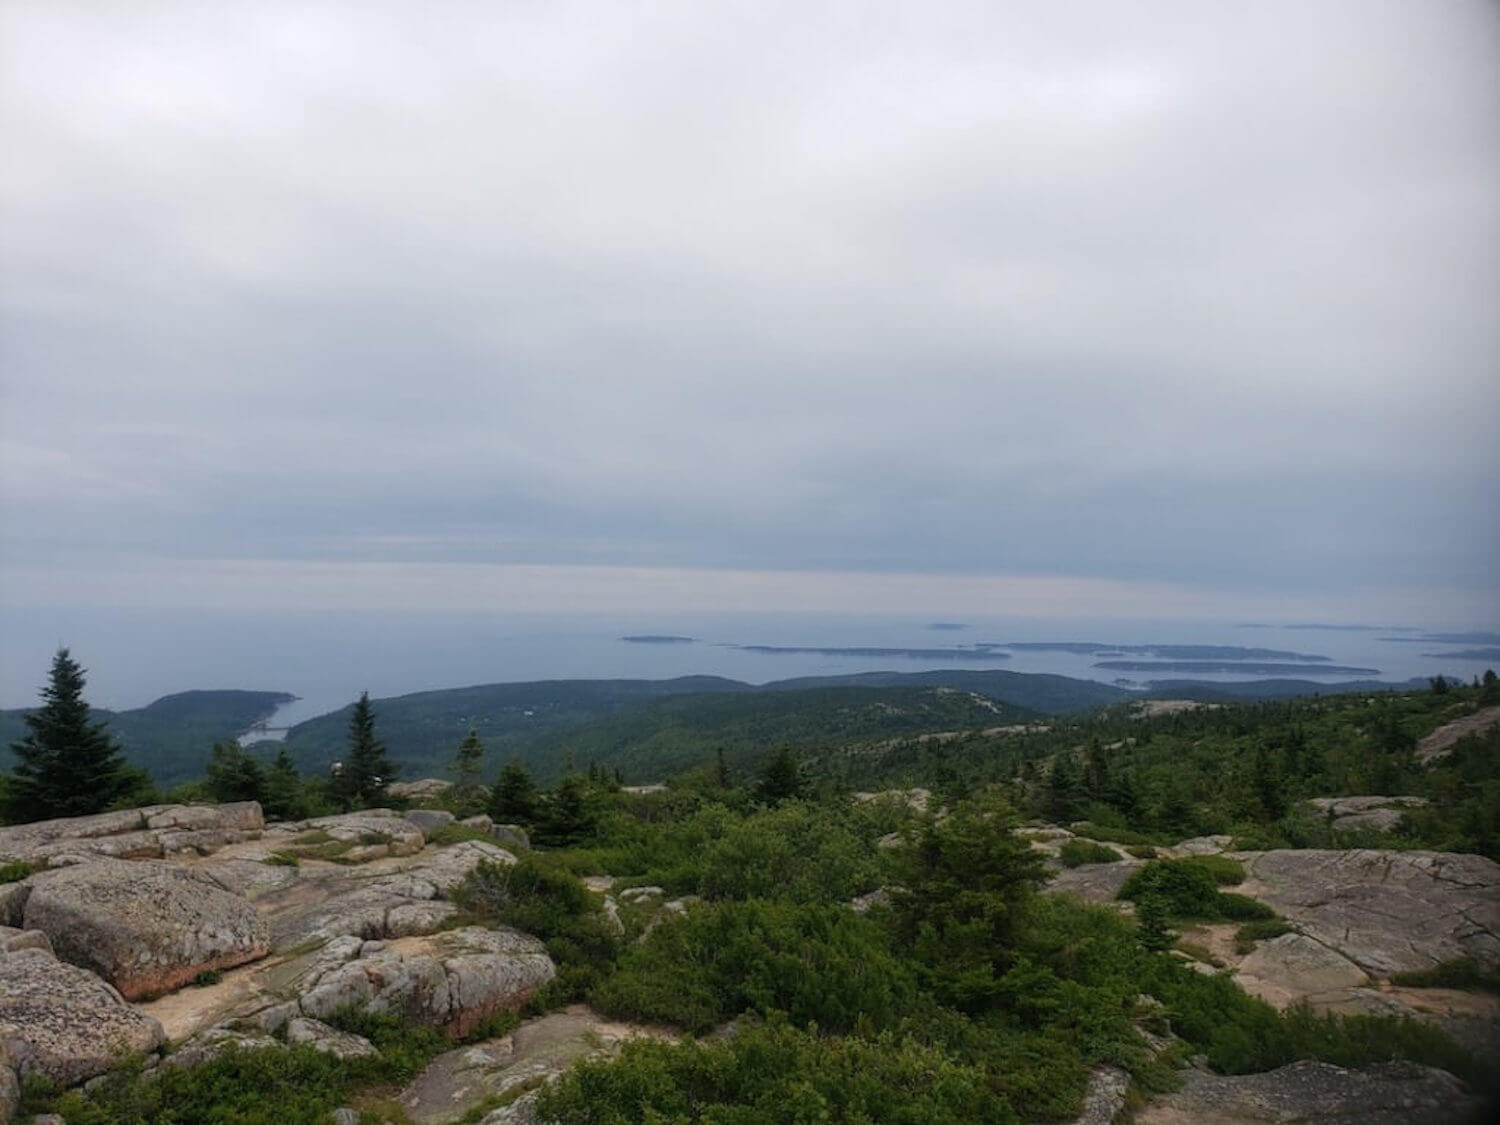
xmin=0 ymin=690 xmax=295 ymax=787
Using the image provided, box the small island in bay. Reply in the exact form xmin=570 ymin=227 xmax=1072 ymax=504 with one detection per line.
xmin=621 ymin=635 xmax=697 ymax=644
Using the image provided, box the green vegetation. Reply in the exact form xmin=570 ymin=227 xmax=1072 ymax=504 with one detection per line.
xmin=0 ymin=688 xmax=295 ymax=790
xmin=1391 ymin=958 xmax=1500 ymax=995
xmin=1234 ymin=919 xmax=1294 ymax=954
xmin=0 ymin=860 xmax=33 ymax=883
xmin=329 ymin=691 xmax=396 ymax=810
xmin=3 ymin=649 xmax=140 ymax=822
xmin=1059 ymin=838 xmax=1122 ymax=866
xmin=1119 ymin=859 xmax=1274 ymax=922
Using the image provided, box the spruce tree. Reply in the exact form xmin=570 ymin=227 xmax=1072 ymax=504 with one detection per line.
xmin=261 ymin=748 xmax=305 ymax=820
xmin=333 ymin=692 xmax=396 ymax=810
xmin=205 ymin=740 xmax=266 ymax=803
xmin=7 ymin=648 xmax=132 ymax=822
xmin=452 ymin=727 xmax=486 ymax=808
xmin=756 ymin=746 xmax=804 ymax=804
xmin=490 ymin=759 xmax=540 ymax=823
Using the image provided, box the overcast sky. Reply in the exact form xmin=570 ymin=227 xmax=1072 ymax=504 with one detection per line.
xmin=3 ymin=0 xmax=1497 ymax=624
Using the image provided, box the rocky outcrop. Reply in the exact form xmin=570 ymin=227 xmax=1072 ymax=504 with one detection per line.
xmin=1237 ymin=849 xmax=1500 ymax=976
xmin=1417 ymin=704 xmax=1500 ymax=763
xmin=0 ymin=802 xmax=265 ymax=869
xmin=0 ymin=947 xmax=165 ymax=1085
xmin=1134 ymin=1060 xmax=1483 ymax=1124
xmin=1305 ymin=796 xmax=1428 ymax=833
xmin=294 ymin=927 xmax=554 ymax=1038
xmin=1069 ymin=1065 xmax=1130 ymax=1125
xmin=1234 ymin=933 xmax=1371 ymax=1009
xmin=261 ymin=810 xmax=425 ymax=864
xmin=18 ymin=859 xmax=270 ymax=999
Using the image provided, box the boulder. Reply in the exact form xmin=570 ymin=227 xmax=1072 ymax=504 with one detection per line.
xmin=21 ymin=859 xmax=270 ymax=999
xmin=0 ymin=947 xmax=166 ymax=1085
xmin=399 ymin=1005 xmax=661 ymax=1124
xmin=297 ymin=926 xmax=555 ymax=1037
xmin=1134 ymin=1059 xmax=1481 ymax=1124
xmin=284 ymin=1017 xmax=377 ymax=1059
xmin=406 ymin=809 xmax=456 ymax=834
xmin=1046 ymin=860 xmax=1139 ymax=905
xmin=163 ymin=1026 xmax=279 ymax=1070
xmin=0 ymin=1052 xmax=16 ymax=1125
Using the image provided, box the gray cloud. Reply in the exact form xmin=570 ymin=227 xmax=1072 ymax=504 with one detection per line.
xmin=3 ymin=0 xmax=1497 ymax=617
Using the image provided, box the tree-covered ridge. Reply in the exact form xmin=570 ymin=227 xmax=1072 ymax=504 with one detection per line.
xmin=0 ymin=689 xmax=296 ymax=787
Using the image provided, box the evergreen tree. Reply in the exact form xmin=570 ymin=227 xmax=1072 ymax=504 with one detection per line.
xmin=204 ymin=741 xmax=266 ymax=803
xmin=332 ymin=692 xmax=396 ymax=810
xmin=715 ymin=746 xmax=731 ymax=789
xmin=452 ymin=728 xmax=486 ymax=804
xmin=1136 ymin=893 xmax=1176 ymax=952
xmin=6 ymin=649 xmax=133 ymax=822
xmin=490 ymin=759 xmax=540 ymax=823
xmin=261 ymin=748 xmax=306 ymax=820
xmin=757 ymin=746 xmax=804 ymax=804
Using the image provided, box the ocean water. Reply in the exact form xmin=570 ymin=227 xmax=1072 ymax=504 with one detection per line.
xmin=3 ymin=607 xmax=1494 ymax=722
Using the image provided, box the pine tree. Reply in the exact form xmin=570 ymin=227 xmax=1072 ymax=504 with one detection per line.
xmin=6 ymin=648 xmax=133 ymax=822
xmin=1136 ymin=893 xmax=1176 ymax=952
xmin=453 ymin=728 xmax=485 ymax=800
xmin=332 ymin=692 xmax=396 ymax=810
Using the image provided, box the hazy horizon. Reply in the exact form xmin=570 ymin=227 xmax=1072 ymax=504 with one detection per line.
xmin=3 ymin=2 xmax=1497 ymax=666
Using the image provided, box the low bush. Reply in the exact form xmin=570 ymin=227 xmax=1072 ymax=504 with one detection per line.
xmin=592 ymin=899 xmax=918 ymax=1034
xmin=1119 ymin=859 xmax=1266 ymax=921
xmin=0 ymin=860 xmax=32 ymax=884
xmin=454 ymin=856 xmax=619 ymax=1002
xmin=1059 ymin=839 xmax=1122 ymax=867
xmin=1234 ymin=919 xmax=1293 ymax=954
xmin=1391 ymin=958 xmax=1500 ymax=995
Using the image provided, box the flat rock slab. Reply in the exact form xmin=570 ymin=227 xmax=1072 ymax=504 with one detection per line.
xmin=1237 ymin=850 xmax=1500 ymax=977
xmin=1134 ymin=1060 xmax=1482 ymax=1124
xmin=20 ymin=858 xmax=270 ymax=999
xmin=1235 ymin=933 xmax=1370 ymax=1009
xmin=263 ymin=810 xmax=425 ymax=864
xmin=0 ymin=947 xmax=166 ymax=1086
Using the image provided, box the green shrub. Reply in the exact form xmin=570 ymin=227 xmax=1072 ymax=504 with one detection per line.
xmin=190 ymin=969 xmax=222 ymax=988
xmin=1119 ymin=859 xmax=1265 ymax=921
xmin=1234 ymin=919 xmax=1293 ymax=954
xmin=424 ymin=822 xmax=495 ymax=848
xmin=454 ymin=856 xmax=619 ymax=1002
xmin=592 ymin=899 xmax=918 ymax=1034
xmin=1391 ymin=958 xmax=1500 ymax=995
xmin=1180 ymin=854 xmax=1246 ymax=886
xmin=1059 ymin=839 xmax=1122 ymax=867
xmin=0 ymin=861 xmax=33 ymax=884
xmin=537 ymin=1017 xmax=1018 ymax=1124
xmin=264 ymin=851 xmax=299 ymax=867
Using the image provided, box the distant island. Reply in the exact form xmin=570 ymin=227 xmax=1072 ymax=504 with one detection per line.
xmin=1424 ymin=647 xmax=1500 ymax=661
xmin=620 ymin=635 xmax=697 ymax=644
xmin=739 ymin=645 xmax=1011 ymax=660
xmin=1094 ymin=660 xmax=1380 ymax=675
xmin=997 ymin=642 xmax=1331 ymax=662
xmin=1383 ymin=632 xmax=1500 ymax=646
xmin=926 ymin=622 xmax=967 ymax=631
